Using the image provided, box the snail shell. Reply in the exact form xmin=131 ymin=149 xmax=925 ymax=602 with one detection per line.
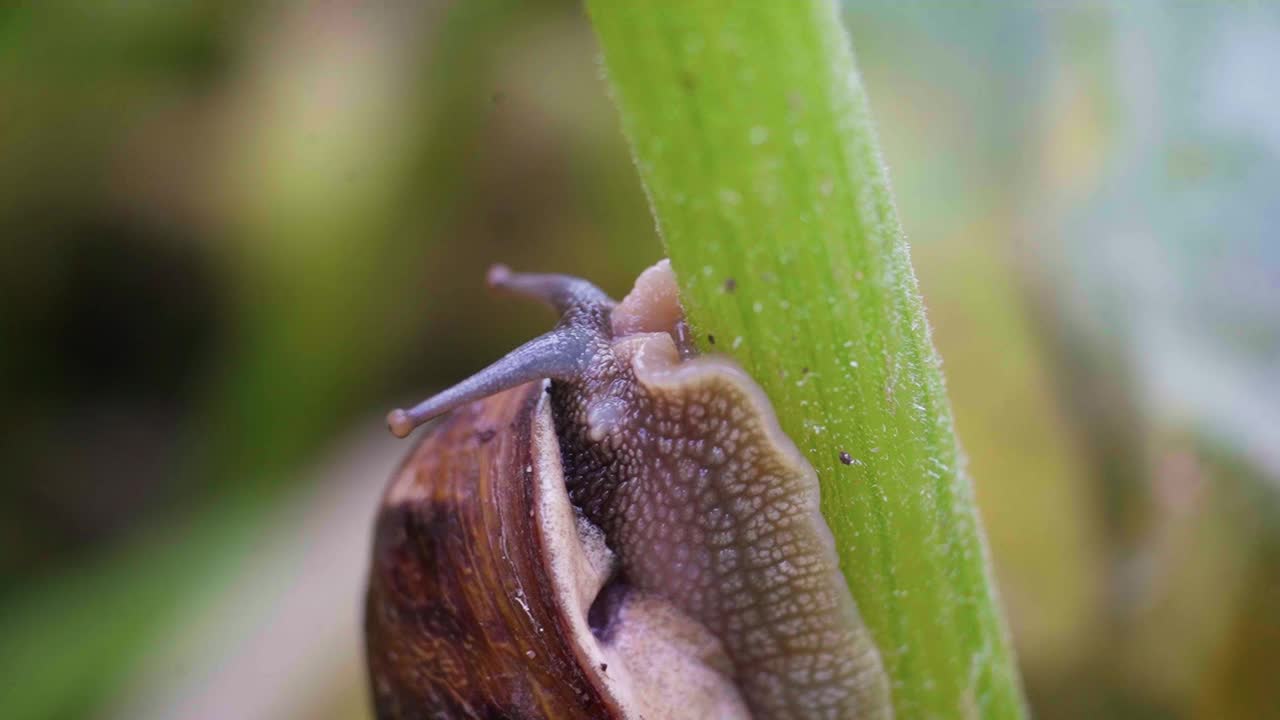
xmin=367 ymin=261 xmax=891 ymax=719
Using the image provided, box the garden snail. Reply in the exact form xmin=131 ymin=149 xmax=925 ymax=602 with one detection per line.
xmin=366 ymin=260 xmax=891 ymax=719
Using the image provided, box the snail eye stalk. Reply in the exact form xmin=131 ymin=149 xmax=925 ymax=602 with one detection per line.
xmin=386 ymin=265 xmax=617 ymax=438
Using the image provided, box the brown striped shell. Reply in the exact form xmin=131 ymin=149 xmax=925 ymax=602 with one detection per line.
xmin=366 ymin=261 xmax=891 ymax=719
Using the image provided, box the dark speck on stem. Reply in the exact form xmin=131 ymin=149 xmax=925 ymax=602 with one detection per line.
xmin=707 ymin=334 xmax=716 ymax=345
xmin=723 ymin=277 xmax=737 ymax=293
xmin=839 ymin=451 xmax=853 ymax=465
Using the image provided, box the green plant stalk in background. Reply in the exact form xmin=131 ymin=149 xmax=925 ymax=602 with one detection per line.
xmin=586 ymin=2 xmax=1025 ymax=717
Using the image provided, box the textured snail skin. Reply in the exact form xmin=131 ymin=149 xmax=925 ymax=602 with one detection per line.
xmin=371 ymin=260 xmax=892 ymax=719
xmin=553 ymin=263 xmax=890 ymax=719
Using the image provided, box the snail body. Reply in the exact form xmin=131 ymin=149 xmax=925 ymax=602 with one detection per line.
xmin=367 ymin=261 xmax=891 ymax=719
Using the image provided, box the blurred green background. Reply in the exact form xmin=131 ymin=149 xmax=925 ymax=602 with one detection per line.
xmin=3 ymin=1 xmax=1278 ymax=718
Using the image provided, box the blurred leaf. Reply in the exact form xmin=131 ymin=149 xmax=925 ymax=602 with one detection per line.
xmin=0 ymin=500 xmax=267 ymax=720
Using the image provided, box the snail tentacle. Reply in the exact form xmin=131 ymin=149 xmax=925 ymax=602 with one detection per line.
xmin=487 ymin=264 xmax=617 ymax=324
xmin=388 ymin=268 xmax=622 ymax=439
xmin=387 ymin=328 xmax=601 ymax=438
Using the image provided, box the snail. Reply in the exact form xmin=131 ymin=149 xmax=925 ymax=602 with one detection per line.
xmin=366 ymin=260 xmax=891 ymax=719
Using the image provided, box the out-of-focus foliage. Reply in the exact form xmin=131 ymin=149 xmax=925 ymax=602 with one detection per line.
xmin=1 ymin=1 xmax=1276 ymax=719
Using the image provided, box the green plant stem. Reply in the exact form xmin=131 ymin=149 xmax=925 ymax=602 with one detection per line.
xmin=586 ymin=2 xmax=1025 ymax=717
